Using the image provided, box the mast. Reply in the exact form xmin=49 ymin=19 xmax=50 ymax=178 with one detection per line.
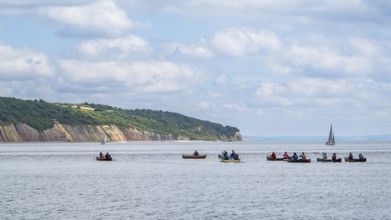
xmin=329 ymin=124 xmax=333 ymax=141
xmin=332 ymin=134 xmax=335 ymax=143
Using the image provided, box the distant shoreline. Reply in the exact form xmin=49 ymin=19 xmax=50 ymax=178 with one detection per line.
xmin=243 ymin=135 xmax=391 ymax=142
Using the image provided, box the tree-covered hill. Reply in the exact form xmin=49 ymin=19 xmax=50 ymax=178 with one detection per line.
xmin=0 ymin=97 xmax=241 ymax=141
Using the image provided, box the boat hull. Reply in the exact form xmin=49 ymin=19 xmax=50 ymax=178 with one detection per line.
xmin=267 ymin=156 xmax=290 ymax=161
xmin=182 ymin=154 xmax=207 ymax=159
xmin=96 ymin=156 xmax=112 ymax=161
xmin=317 ymin=158 xmax=342 ymax=162
xmin=221 ymin=159 xmax=240 ymax=163
xmin=344 ymin=157 xmax=366 ymax=162
xmin=287 ymin=159 xmax=311 ymax=163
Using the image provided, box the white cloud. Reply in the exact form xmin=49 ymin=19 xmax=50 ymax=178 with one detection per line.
xmin=118 ymin=1 xmax=387 ymax=25
xmin=57 ymin=59 xmax=203 ymax=93
xmin=348 ymin=37 xmax=380 ymax=57
xmin=288 ymin=44 xmax=373 ymax=76
xmin=0 ymin=44 xmax=53 ymax=80
xmin=129 ymin=61 xmax=202 ymax=93
xmin=254 ymin=83 xmax=293 ymax=106
xmin=163 ymin=41 xmax=213 ymax=59
xmin=210 ymin=28 xmax=282 ymax=57
xmin=252 ymin=77 xmax=388 ymax=109
xmin=288 ymin=78 xmax=355 ymax=97
xmin=58 ymin=60 xmax=127 ymax=84
xmin=39 ymin=1 xmax=144 ymax=37
xmin=75 ymin=35 xmax=152 ymax=58
xmin=223 ymin=103 xmax=249 ymax=113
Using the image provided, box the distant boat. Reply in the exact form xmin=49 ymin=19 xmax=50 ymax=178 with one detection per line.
xmin=325 ymin=124 xmax=335 ymax=145
xmin=101 ymin=134 xmax=107 ymax=145
xmin=182 ymin=154 xmax=207 ymax=159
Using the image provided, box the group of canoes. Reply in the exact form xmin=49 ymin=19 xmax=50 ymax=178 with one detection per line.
xmin=97 ymin=150 xmax=367 ymax=163
xmin=267 ymin=152 xmax=311 ymax=163
xmin=267 ymin=152 xmax=367 ymax=163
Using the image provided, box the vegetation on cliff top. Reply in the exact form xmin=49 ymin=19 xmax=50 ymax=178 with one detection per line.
xmin=0 ymin=97 xmax=240 ymax=141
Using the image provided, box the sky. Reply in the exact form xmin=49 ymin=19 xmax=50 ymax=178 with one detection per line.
xmin=1 ymin=0 xmax=391 ymax=137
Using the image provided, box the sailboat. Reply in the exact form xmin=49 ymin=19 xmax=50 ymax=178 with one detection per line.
xmin=101 ymin=134 xmax=107 ymax=145
xmin=325 ymin=124 xmax=335 ymax=145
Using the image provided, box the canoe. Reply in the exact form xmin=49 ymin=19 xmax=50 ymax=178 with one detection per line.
xmin=317 ymin=158 xmax=332 ymax=162
xmin=287 ymin=159 xmax=311 ymax=163
xmin=267 ymin=156 xmax=291 ymax=161
xmin=221 ymin=159 xmax=241 ymax=163
xmin=182 ymin=154 xmax=207 ymax=159
xmin=344 ymin=157 xmax=367 ymax=162
xmin=317 ymin=158 xmax=342 ymax=162
xmin=96 ymin=156 xmax=112 ymax=161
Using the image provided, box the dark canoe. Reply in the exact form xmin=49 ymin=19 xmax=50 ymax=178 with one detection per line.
xmin=267 ymin=156 xmax=290 ymax=161
xmin=317 ymin=158 xmax=342 ymax=162
xmin=287 ymin=159 xmax=311 ymax=163
xmin=96 ymin=156 xmax=112 ymax=161
xmin=182 ymin=154 xmax=207 ymax=159
xmin=317 ymin=158 xmax=332 ymax=162
xmin=344 ymin=157 xmax=367 ymax=162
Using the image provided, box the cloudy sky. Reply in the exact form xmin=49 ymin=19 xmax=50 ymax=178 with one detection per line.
xmin=1 ymin=0 xmax=391 ymax=137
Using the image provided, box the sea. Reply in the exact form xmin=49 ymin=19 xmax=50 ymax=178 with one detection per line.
xmin=0 ymin=141 xmax=390 ymax=219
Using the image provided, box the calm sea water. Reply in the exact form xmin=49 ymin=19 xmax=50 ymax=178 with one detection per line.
xmin=0 ymin=141 xmax=390 ymax=219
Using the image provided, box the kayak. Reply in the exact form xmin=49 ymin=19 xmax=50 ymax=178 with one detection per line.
xmin=182 ymin=154 xmax=207 ymax=159
xmin=344 ymin=157 xmax=367 ymax=162
xmin=287 ymin=159 xmax=311 ymax=163
xmin=317 ymin=158 xmax=342 ymax=163
xmin=267 ymin=156 xmax=291 ymax=161
xmin=96 ymin=156 xmax=112 ymax=161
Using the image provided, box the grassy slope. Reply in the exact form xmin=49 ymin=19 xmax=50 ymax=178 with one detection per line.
xmin=0 ymin=97 xmax=239 ymax=140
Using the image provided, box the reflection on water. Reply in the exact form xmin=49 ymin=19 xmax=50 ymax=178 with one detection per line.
xmin=0 ymin=142 xmax=390 ymax=219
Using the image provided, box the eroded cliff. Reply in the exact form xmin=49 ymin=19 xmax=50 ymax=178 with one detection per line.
xmin=0 ymin=122 xmax=242 ymax=142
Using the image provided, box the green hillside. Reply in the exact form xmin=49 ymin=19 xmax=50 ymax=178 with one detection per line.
xmin=0 ymin=97 xmax=240 ymax=141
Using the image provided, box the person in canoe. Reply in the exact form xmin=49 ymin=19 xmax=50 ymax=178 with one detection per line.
xmin=222 ymin=150 xmax=229 ymax=160
xmin=348 ymin=152 xmax=353 ymax=160
xmin=359 ymin=153 xmax=364 ymax=160
xmin=99 ymin=152 xmax=104 ymax=158
xmin=230 ymin=150 xmax=239 ymax=160
xmin=283 ymin=152 xmax=290 ymax=159
xmin=300 ymin=152 xmax=307 ymax=160
xmin=332 ymin=153 xmax=337 ymax=161
xmin=322 ymin=152 xmax=328 ymax=160
xmin=105 ymin=152 xmax=111 ymax=159
xmin=270 ymin=152 xmax=276 ymax=160
xmin=292 ymin=152 xmax=299 ymax=161
xmin=193 ymin=150 xmax=199 ymax=156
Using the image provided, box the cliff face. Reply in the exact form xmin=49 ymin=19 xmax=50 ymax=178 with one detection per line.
xmin=0 ymin=122 xmax=242 ymax=142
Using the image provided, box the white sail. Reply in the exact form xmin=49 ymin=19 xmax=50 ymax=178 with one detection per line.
xmin=101 ymin=134 xmax=107 ymax=145
xmin=325 ymin=124 xmax=335 ymax=145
